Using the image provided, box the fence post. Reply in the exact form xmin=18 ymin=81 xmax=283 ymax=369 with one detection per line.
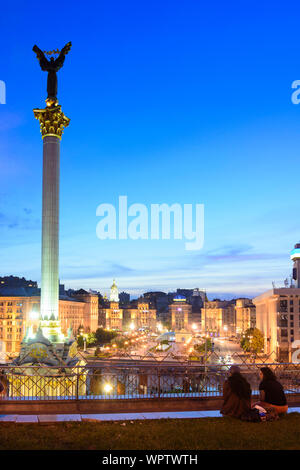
xmin=158 ymin=369 xmax=161 ymax=398
xmin=76 ymin=369 xmax=79 ymax=401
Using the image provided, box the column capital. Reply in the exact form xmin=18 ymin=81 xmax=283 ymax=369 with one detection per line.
xmin=33 ymin=104 xmax=70 ymax=140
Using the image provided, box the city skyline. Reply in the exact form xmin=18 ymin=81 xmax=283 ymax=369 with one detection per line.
xmin=1 ymin=1 xmax=300 ymax=298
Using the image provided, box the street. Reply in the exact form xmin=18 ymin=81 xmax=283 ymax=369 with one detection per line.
xmin=212 ymin=337 xmax=244 ymax=364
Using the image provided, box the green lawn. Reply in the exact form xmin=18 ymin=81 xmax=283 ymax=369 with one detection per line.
xmin=1 ymin=413 xmax=300 ymax=450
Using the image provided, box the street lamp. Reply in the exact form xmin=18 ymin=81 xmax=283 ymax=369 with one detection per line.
xmin=103 ymin=383 xmax=113 ymax=394
xmin=29 ymin=310 xmax=39 ymax=320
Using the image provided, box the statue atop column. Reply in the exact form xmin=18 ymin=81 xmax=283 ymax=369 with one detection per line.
xmin=33 ymin=42 xmax=72 ymax=107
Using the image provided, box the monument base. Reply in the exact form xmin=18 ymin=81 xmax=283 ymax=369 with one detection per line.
xmin=9 ymin=324 xmax=87 ymax=398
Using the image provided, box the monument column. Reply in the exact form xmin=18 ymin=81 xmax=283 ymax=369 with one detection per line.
xmin=12 ymin=42 xmax=85 ymax=374
xmin=33 ymin=105 xmax=70 ymax=340
xmin=41 ymin=134 xmax=60 ymax=320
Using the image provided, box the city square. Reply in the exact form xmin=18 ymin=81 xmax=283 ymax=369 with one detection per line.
xmin=1 ymin=0 xmax=300 ymax=458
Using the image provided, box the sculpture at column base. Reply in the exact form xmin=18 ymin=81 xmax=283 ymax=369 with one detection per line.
xmin=13 ymin=325 xmax=83 ymax=368
xmin=10 ymin=326 xmax=87 ymax=398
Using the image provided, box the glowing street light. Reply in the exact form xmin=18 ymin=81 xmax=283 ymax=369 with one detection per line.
xmin=29 ymin=310 xmax=39 ymax=320
xmin=103 ymin=383 xmax=113 ymax=394
xmin=129 ymin=322 xmax=135 ymax=331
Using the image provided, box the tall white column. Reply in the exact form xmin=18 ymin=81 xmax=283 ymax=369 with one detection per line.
xmin=41 ymin=135 xmax=60 ymax=320
xmin=33 ymin=104 xmax=70 ymax=340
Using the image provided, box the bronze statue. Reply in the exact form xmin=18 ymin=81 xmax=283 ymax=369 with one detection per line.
xmin=33 ymin=42 xmax=72 ymax=106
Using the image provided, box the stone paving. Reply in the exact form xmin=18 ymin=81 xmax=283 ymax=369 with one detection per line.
xmin=0 ymin=408 xmax=299 ymax=423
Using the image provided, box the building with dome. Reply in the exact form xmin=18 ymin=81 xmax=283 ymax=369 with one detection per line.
xmin=100 ymin=280 xmax=123 ymax=330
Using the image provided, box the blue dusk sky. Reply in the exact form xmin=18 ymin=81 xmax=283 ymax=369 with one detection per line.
xmin=1 ymin=0 xmax=300 ymax=299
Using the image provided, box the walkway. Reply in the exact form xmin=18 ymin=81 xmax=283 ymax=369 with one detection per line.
xmin=0 ymin=408 xmax=299 ymax=423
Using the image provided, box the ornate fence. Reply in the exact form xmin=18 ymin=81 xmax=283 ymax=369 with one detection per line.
xmin=1 ymin=361 xmax=300 ymax=401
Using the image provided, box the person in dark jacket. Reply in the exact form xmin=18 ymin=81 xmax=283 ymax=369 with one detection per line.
xmin=221 ymin=365 xmax=252 ymax=419
xmin=221 ymin=366 xmax=251 ymax=418
xmin=256 ymin=367 xmax=288 ymax=414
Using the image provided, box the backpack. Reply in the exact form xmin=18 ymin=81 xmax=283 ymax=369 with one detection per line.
xmin=241 ymin=406 xmax=279 ymax=423
xmin=264 ymin=407 xmax=279 ymax=422
xmin=241 ymin=408 xmax=261 ymax=422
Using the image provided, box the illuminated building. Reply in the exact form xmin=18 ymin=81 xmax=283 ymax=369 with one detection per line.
xmin=201 ymin=300 xmax=236 ymax=336
xmin=291 ymin=243 xmax=300 ymax=288
xmin=71 ymin=289 xmax=98 ymax=333
xmin=170 ymin=295 xmax=192 ymax=331
xmin=0 ymin=294 xmax=39 ymax=354
xmin=110 ymin=279 xmax=119 ymax=303
xmin=126 ymin=299 xmax=156 ymax=330
xmin=235 ymin=298 xmax=256 ymax=337
xmin=58 ymin=297 xmax=86 ymax=336
xmin=0 ymin=287 xmax=98 ymax=354
xmin=253 ymin=243 xmax=300 ymax=361
xmin=100 ymin=280 xmax=123 ymax=330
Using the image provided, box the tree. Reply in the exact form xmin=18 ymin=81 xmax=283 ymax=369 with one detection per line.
xmin=77 ymin=333 xmax=97 ymax=349
xmin=95 ymin=328 xmax=117 ymax=345
xmin=240 ymin=328 xmax=264 ymax=354
xmin=114 ymin=336 xmax=129 ymax=349
xmin=194 ymin=338 xmax=212 ymax=353
xmin=77 ymin=335 xmax=84 ymax=348
xmin=87 ymin=332 xmax=97 ymax=346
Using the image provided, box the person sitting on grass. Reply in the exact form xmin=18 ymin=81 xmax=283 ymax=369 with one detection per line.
xmin=255 ymin=367 xmax=288 ymax=415
xmin=221 ymin=365 xmax=252 ymax=419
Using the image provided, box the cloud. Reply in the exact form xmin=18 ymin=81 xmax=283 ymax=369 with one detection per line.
xmin=186 ymin=244 xmax=287 ymax=266
xmin=0 ymin=210 xmax=39 ymax=231
xmin=60 ymin=261 xmax=135 ymax=280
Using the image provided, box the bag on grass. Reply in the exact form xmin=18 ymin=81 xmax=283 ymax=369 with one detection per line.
xmin=264 ymin=407 xmax=279 ymax=422
xmin=241 ymin=408 xmax=261 ymax=422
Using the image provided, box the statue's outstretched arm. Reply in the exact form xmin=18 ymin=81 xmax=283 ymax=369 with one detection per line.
xmin=32 ymin=45 xmax=49 ymax=71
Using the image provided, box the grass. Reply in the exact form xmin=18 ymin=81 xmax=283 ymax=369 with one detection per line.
xmin=1 ymin=413 xmax=300 ymax=450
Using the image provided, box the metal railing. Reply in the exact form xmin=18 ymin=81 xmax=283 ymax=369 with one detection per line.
xmin=1 ymin=361 xmax=300 ymax=402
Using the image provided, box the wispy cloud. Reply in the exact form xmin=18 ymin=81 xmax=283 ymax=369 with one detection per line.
xmin=61 ymin=261 xmax=135 ymax=280
xmin=199 ymin=244 xmax=286 ymax=264
xmin=0 ymin=208 xmax=40 ymax=231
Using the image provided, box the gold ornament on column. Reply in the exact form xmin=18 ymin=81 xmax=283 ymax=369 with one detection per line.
xmin=33 ymin=105 xmax=70 ymax=139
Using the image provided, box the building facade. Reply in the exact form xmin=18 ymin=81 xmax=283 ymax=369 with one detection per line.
xmin=126 ymin=299 xmax=156 ymax=330
xmin=170 ymin=295 xmax=192 ymax=331
xmin=71 ymin=289 xmax=99 ymax=333
xmin=59 ymin=298 xmax=86 ymax=336
xmin=0 ymin=295 xmax=39 ymax=354
xmin=253 ymin=288 xmax=300 ymax=361
xmin=0 ymin=285 xmax=98 ymax=354
xmin=235 ymin=298 xmax=256 ymax=337
xmin=201 ymin=300 xmax=236 ymax=336
xmin=100 ymin=281 xmax=123 ymax=330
